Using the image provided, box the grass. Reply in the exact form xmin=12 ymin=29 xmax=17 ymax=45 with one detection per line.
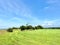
xmin=0 ymin=29 xmax=60 ymax=45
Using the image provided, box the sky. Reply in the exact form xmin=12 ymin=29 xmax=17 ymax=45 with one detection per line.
xmin=0 ymin=0 xmax=60 ymax=29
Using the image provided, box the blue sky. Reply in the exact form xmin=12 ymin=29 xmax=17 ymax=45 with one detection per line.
xmin=0 ymin=0 xmax=60 ymax=29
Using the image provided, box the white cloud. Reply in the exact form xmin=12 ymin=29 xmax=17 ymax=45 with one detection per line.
xmin=0 ymin=0 xmax=60 ymax=29
xmin=43 ymin=6 xmax=50 ymax=10
xmin=46 ymin=0 xmax=60 ymax=7
xmin=41 ymin=20 xmax=54 ymax=27
xmin=44 ymin=7 xmax=49 ymax=9
xmin=0 ymin=0 xmax=40 ymax=28
xmin=0 ymin=0 xmax=32 ymax=18
xmin=41 ymin=19 xmax=60 ymax=27
xmin=46 ymin=0 xmax=59 ymax=4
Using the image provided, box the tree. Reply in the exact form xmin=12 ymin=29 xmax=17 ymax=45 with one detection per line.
xmin=12 ymin=27 xmax=18 ymax=29
xmin=35 ymin=26 xmax=38 ymax=29
xmin=35 ymin=25 xmax=43 ymax=29
xmin=32 ymin=27 xmax=35 ymax=30
xmin=7 ymin=28 xmax=13 ymax=32
xmin=37 ymin=25 xmax=43 ymax=29
xmin=20 ymin=25 xmax=26 ymax=31
xmin=26 ymin=25 xmax=33 ymax=30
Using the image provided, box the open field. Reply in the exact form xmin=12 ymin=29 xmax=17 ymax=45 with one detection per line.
xmin=0 ymin=29 xmax=60 ymax=45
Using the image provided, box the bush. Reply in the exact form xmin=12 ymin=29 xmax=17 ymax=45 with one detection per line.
xmin=20 ymin=25 xmax=35 ymax=31
xmin=32 ymin=27 xmax=35 ymax=30
xmin=37 ymin=25 xmax=43 ymax=29
xmin=20 ymin=25 xmax=44 ymax=31
xmin=35 ymin=26 xmax=38 ymax=29
xmin=12 ymin=27 xmax=18 ymax=29
xmin=26 ymin=25 xmax=33 ymax=30
xmin=20 ymin=25 xmax=26 ymax=31
xmin=35 ymin=25 xmax=43 ymax=29
xmin=7 ymin=28 xmax=13 ymax=32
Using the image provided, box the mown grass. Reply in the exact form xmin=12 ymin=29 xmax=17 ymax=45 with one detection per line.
xmin=0 ymin=29 xmax=60 ymax=45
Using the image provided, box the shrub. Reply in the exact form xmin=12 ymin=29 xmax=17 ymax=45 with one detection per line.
xmin=26 ymin=25 xmax=33 ymax=30
xmin=32 ymin=27 xmax=35 ymax=30
xmin=35 ymin=26 xmax=38 ymax=29
xmin=7 ymin=28 xmax=13 ymax=32
xmin=12 ymin=27 xmax=18 ymax=29
xmin=20 ymin=25 xmax=26 ymax=31
xmin=35 ymin=25 xmax=43 ymax=29
xmin=20 ymin=25 xmax=44 ymax=31
xmin=37 ymin=25 xmax=43 ymax=29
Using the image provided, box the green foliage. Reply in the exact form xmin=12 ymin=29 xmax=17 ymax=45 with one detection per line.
xmin=35 ymin=25 xmax=43 ymax=29
xmin=20 ymin=25 xmax=33 ymax=31
xmin=36 ymin=25 xmax=43 ymax=29
xmin=20 ymin=25 xmax=43 ymax=31
xmin=32 ymin=27 xmax=35 ymax=30
xmin=20 ymin=25 xmax=26 ymax=31
xmin=35 ymin=26 xmax=38 ymax=29
xmin=26 ymin=25 xmax=33 ymax=30
xmin=47 ymin=27 xmax=60 ymax=29
xmin=7 ymin=28 xmax=13 ymax=32
xmin=12 ymin=27 xmax=18 ymax=29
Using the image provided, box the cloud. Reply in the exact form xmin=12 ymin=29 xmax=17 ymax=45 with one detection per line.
xmin=41 ymin=19 xmax=60 ymax=27
xmin=0 ymin=0 xmax=42 ymax=28
xmin=0 ymin=0 xmax=60 ymax=29
xmin=0 ymin=0 xmax=32 ymax=18
xmin=46 ymin=0 xmax=59 ymax=4
xmin=43 ymin=6 xmax=50 ymax=10
xmin=46 ymin=0 xmax=60 ymax=7
xmin=41 ymin=20 xmax=54 ymax=27
xmin=0 ymin=18 xmax=27 ymax=29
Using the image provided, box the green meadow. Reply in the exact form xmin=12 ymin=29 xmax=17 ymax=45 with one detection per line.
xmin=0 ymin=29 xmax=60 ymax=45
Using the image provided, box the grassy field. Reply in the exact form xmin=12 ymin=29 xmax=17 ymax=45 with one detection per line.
xmin=0 ymin=29 xmax=60 ymax=45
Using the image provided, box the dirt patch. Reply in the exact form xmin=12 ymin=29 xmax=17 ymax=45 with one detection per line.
xmin=0 ymin=30 xmax=7 ymax=35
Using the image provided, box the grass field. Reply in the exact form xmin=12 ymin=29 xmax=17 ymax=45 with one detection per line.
xmin=0 ymin=29 xmax=60 ymax=45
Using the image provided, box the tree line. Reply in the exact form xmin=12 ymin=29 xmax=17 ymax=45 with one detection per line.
xmin=7 ymin=25 xmax=43 ymax=32
xmin=7 ymin=24 xmax=60 ymax=32
xmin=46 ymin=27 xmax=60 ymax=29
